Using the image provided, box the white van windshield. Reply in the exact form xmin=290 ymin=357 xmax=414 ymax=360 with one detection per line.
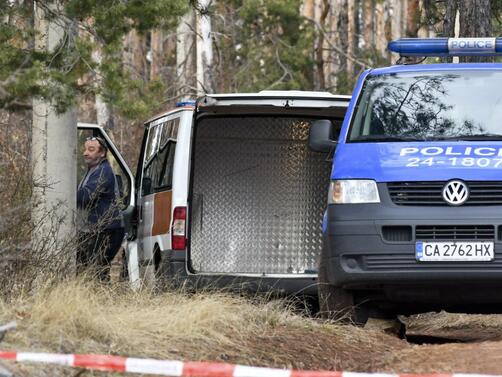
xmin=348 ymin=70 xmax=502 ymax=142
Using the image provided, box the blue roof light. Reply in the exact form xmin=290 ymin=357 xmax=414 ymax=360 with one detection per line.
xmin=388 ymin=37 xmax=502 ymax=57
xmin=176 ymin=100 xmax=196 ymax=107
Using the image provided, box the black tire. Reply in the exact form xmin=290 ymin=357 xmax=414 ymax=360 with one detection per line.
xmin=154 ymin=248 xmax=184 ymax=291
xmin=119 ymin=249 xmax=129 ymax=282
xmin=153 ymin=246 xmax=169 ymax=291
xmin=317 ymin=245 xmax=369 ymax=325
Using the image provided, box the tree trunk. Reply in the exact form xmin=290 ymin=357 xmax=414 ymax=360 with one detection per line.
xmin=362 ymin=0 xmax=372 ymax=48
xmin=346 ymin=0 xmax=358 ymax=77
xmin=150 ymin=30 xmax=163 ymax=80
xmin=92 ymin=48 xmax=112 ymax=129
xmin=336 ymin=0 xmax=349 ymax=88
xmin=458 ymin=0 xmax=492 ymax=62
xmin=123 ymin=30 xmax=147 ymax=81
xmin=443 ymin=0 xmax=458 ymax=37
xmin=323 ymin=0 xmax=336 ymax=90
xmin=390 ymin=0 xmax=404 ymax=41
xmin=176 ymin=8 xmax=197 ymax=99
xmin=196 ymin=0 xmax=214 ymax=94
xmin=32 ymin=1 xmax=77 ymax=262
xmin=317 ymin=0 xmax=329 ymax=90
xmin=374 ymin=1 xmax=387 ymax=58
xmin=302 ymin=0 xmax=315 ymax=19
xmin=406 ymin=0 xmax=420 ymax=37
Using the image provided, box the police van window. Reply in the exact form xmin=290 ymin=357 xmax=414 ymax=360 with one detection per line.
xmin=142 ymin=118 xmax=179 ymax=195
xmin=160 ymin=120 xmax=173 ymax=147
xmin=171 ymin=119 xmax=179 ymax=139
xmin=348 ymin=71 xmax=502 ymax=142
xmin=156 ymin=118 xmax=179 ymax=191
xmin=142 ymin=123 xmax=164 ymax=196
xmin=145 ymin=123 xmax=163 ymax=160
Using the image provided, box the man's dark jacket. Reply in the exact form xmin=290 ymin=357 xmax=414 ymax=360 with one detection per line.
xmin=77 ymin=159 xmax=123 ymax=229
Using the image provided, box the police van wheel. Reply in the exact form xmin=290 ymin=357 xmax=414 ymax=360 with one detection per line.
xmin=318 ymin=246 xmax=369 ymax=325
xmin=318 ymin=283 xmax=369 ymax=325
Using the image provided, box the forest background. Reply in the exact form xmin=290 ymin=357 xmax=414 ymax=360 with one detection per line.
xmin=0 ymin=0 xmax=502 ymax=261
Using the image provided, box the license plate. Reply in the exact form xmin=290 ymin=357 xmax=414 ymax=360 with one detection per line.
xmin=416 ymin=241 xmax=494 ymax=261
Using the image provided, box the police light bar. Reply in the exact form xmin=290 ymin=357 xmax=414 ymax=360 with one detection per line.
xmin=176 ymin=100 xmax=196 ymax=107
xmin=388 ymin=37 xmax=502 ymax=57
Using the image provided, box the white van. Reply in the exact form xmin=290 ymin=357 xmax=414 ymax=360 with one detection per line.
xmin=79 ymin=91 xmax=349 ymax=295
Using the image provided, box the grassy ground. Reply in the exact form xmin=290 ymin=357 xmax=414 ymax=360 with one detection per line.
xmin=4 ymin=274 xmax=502 ymax=376
xmin=402 ymin=310 xmax=502 ymax=341
xmin=0 ymin=278 xmax=405 ymax=376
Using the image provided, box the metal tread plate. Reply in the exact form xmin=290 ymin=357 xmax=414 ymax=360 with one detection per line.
xmin=190 ymin=117 xmax=330 ymax=275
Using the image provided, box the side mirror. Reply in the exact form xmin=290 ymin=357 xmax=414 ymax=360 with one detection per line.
xmin=309 ymin=119 xmax=337 ymax=152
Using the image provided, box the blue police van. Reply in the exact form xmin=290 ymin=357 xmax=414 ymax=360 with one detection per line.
xmin=309 ymin=37 xmax=502 ymax=324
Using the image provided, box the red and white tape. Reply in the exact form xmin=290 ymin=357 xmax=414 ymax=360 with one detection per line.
xmin=0 ymin=350 xmax=486 ymax=377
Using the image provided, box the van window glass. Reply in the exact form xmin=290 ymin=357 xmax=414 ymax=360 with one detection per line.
xmin=157 ymin=142 xmax=176 ymax=189
xmin=142 ymin=123 xmax=163 ymax=196
xmin=171 ymin=118 xmax=179 ymax=139
xmin=159 ymin=118 xmax=179 ymax=147
xmin=160 ymin=121 xmax=172 ymax=147
xmin=156 ymin=118 xmax=179 ymax=190
xmin=142 ymin=118 xmax=179 ymax=194
xmin=142 ymin=154 xmax=161 ymax=196
xmin=145 ymin=123 xmax=163 ymax=160
xmin=348 ymin=71 xmax=502 ymax=142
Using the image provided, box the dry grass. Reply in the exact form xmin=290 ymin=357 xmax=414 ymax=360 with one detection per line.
xmin=0 ymin=278 xmax=405 ymax=376
xmin=404 ymin=311 xmax=502 ymax=330
xmin=401 ymin=311 xmax=502 ymax=341
xmin=0 ymin=279 xmax=304 ymax=357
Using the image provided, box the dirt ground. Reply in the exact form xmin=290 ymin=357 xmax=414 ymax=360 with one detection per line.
xmin=237 ymin=312 xmax=502 ymax=375
xmin=158 ymin=312 xmax=502 ymax=375
xmin=7 ymin=312 xmax=502 ymax=376
xmin=379 ymin=312 xmax=502 ymax=374
xmin=4 ymin=275 xmax=502 ymax=376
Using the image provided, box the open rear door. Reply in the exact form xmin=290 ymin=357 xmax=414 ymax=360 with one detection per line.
xmin=189 ymin=92 xmax=350 ymax=280
xmin=76 ymin=123 xmax=138 ymax=286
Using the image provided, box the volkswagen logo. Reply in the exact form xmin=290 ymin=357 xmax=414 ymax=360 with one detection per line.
xmin=442 ymin=180 xmax=469 ymax=205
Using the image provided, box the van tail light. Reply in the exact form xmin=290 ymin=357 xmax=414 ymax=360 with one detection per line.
xmin=171 ymin=206 xmax=187 ymax=250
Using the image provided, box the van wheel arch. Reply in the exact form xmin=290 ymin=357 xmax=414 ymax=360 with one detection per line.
xmin=317 ymin=242 xmax=369 ymax=325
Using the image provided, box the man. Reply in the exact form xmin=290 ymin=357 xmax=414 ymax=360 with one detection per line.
xmin=77 ymin=136 xmax=125 ymax=282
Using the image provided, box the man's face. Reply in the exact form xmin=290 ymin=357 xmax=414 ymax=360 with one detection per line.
xmin=83 ymin=140 xmax=105 ymax=168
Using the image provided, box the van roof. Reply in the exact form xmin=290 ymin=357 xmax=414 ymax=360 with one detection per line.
xmin=198 ymin=91 xmax=351 ymax=111
xmin=144 ymin=91 xmax=350 ymax=125
xmin=369 ymin=62 xmax=502 ymax=76
xmin=206 ymin=90 xmax=351 ymax=100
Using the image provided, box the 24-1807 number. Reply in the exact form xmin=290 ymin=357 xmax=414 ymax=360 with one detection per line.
xmin=406 ymin=157 xmax=502 ymax=168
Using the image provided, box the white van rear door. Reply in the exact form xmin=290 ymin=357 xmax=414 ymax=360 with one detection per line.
xmin=76 ymin=123 xmax=135 ymax=233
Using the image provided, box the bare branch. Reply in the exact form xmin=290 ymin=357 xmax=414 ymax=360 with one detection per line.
xmin=304 ymin=16 xmax=371 ymax=70
xmin=265 ymin=44 xmax=292 ymax=90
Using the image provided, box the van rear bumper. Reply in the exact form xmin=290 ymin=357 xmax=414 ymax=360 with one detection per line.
xmin=324 ymin=203 xmax=502 ymax=293
xmin=161 ymin=250 xmax=318 ymax=296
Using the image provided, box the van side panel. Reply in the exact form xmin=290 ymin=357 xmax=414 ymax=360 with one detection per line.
xmin=152 ymin=191 xmax=172 ymax=236
xmin=137 ymin=110 xmax=188 ymax=268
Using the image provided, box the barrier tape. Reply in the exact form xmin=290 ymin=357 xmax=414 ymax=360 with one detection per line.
xmin=0 ymin=350 xmax=489 ymax=377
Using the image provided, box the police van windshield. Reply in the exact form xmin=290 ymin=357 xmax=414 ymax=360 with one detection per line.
xmin=348 ymin=70 xmax=502 ymax=142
